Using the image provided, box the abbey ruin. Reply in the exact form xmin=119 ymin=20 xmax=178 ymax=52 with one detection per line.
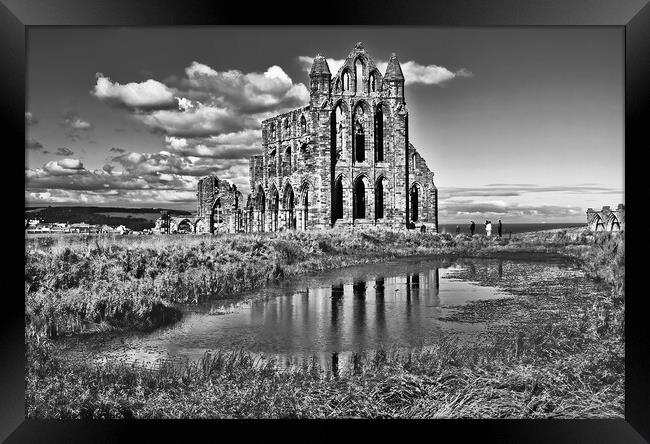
xmin=586 ymin=204 xmax=624 ymax=232
xmin=160 ymin=42 xmax=438 ymax=234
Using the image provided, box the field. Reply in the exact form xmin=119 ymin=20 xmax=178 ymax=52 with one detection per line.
xmin=25 ymin=227 xmax=625 ymax=418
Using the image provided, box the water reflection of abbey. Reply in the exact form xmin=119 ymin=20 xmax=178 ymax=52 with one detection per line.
xmin=250 ymin=267 xmax=441 ymax=369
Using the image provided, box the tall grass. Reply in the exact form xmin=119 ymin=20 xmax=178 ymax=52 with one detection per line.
xmin=26 ymin=331 xmax=623 ymax=419
xmin=24 ymin=227 xmax=625 ymax=418
xmin=25 ymin=227 xmax=619 ymax=338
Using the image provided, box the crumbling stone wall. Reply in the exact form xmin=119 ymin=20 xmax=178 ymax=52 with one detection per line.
xmin=162 ymin=42 xmax=440 ymax=235
xmin=587 ymin=204 xmax=624 ymax=232
xmin=247 ymin=41 xmax=439 ymax=232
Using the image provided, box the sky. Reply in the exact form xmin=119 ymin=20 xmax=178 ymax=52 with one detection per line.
xmin=25 ymin=26 xmax=624 ymax=223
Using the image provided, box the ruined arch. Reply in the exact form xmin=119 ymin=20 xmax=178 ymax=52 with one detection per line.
xmin=282 ymin=144 xmax=292 ymax=176
xmin=410 ymin=182 xmax=423 ymax=222
xmin=591 ymin=213 xmax=605 ymax=231
xmin=269 ymin=183 xmax=279 ymax=232
xmin=177 ymin=218 xmax=194 ymax=234
xmin=369 ymin=69 xmax=380 ymax=92
xmin=353 ymin=101 xmax=370 ymax=163
xmin=342 ymin=69 xmax=351 ymax=92
xmin=607 ymin=213 xmax=621 ymax=231
xmin=256 ymin=184 xmax=266 ymax=232
xmin=300 ymin=114 xmax=307 ymax=134
xmin=332 ymin=174 xmax=345 ymax=224
xmin=283 ymin=181 xmax=296 ymax=230
xmin=353 ymin=174 xmax=370 ymax=220
xmin=331 ymin=100 xmax=349 ymax=163
xmin=354 ymin=57 xmax=365 ymax=94
xmin=211 ymin=197 xmax=223 ymax=233
xmin=374 ymin=102 xmax=385 ymax=162
xmin=299 ymin=180 xmax=312 ymax=231
xmin=375 ymin=176 xmax=389 ymax=219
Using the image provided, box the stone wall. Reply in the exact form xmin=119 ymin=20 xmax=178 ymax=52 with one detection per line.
xmin=587 ymin=204 xmax=624 ymax=232
xmin=248 ymin=42 xmax=439 ymax=232
xmin=160 ymin=42 xmax=440 ymax=235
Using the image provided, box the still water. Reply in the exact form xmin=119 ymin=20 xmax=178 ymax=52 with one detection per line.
xmin=81 ymin=257 xmax=535 ymax=369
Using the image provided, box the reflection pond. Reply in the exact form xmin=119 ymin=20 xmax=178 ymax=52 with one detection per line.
xmin=73 ymin=256 xmax=577 ymax=369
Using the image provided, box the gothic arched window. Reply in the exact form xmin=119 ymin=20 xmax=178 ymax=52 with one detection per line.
xmin=374 ymin=103 xmax=384 ymax=162
xmin=342 ymin=70 xmax=350 ymax=91
xmin=355 ymin=59 xmax=364 ymax=94
xmin=300 ymin=115 xmax=307 ymax=134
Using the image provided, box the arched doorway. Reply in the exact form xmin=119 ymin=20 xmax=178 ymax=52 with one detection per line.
xmin=300 ymin=183 xmax=310 ymax=230
xmin=256 ymin=185 xmax=265 ymax=232
xmin=332 ymin=175 xmax=344 ymax=224
xmin=283 ymin=183 xmax=296 ymax=230
xmin=177 ymin=219 xmax=192 ymax=234
xmin=269 ymin=184 xmax=279 ymax=232
xmin=354 ymin=177 xmax=366 ymax=219
xmin=375 ymin=177 xmax=386 ymax=219
xmin=410 ymin=185 xmax=420 ymax=222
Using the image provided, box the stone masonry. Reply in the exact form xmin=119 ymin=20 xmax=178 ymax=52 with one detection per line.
xmin=163 ymin=42 xmax=438 ymax=234
xmin=586 ymin=204 xmax=624 ymax=232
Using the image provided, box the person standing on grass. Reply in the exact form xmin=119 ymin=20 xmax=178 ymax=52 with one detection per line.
xmin=456 ymin=225 xmax=460 ymax=234
xmin=470 ymin=221 xmax=475 ymax=236
xmin=498 ymin=219 xmax=503 ymax=237
xmin=486 ymin=220 xmax=492 ymax=237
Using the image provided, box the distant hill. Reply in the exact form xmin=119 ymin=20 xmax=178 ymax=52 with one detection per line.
xmin=24 ymin=206 xmax=193 ymax=231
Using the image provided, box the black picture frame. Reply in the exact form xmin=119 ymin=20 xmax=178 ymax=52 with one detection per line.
xmin=4 ymin=0 xmax=647 ymax=441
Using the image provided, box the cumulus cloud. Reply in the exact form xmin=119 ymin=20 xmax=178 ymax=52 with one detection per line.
xmin=163 ymin=129 xmax=261 ymax=159
xmin=299 ymin=56 xmax=471 ymax=86
xmin=94 ymin=61 xmax=308 ymax=139
xmin=55 ymin=147 xmax=74 ymax=156
xmin=134 ymin=101 xmax=258 ymax=137
xmin=41 ymin=158 xmax=85 ymax=175
xmin=180 ymin=62 xmax=309 ymax=114
xmin=92 ymin=73 xmax=177 ymax=110
xmin=26 ymin=138 xmax=44 ymax=150
xmin=26 ymin=147 xmax=251 ymax=206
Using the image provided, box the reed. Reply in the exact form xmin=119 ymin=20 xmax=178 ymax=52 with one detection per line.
xmin=25 ymin=227 xmax=622 ymax=338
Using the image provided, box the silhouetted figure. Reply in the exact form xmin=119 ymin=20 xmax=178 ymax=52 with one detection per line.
xmin=470 ymin=221 xmax=475 ymax=236
xmin=498 ymin=219 xmax=503 ymax=237
xmin=420 ymin=224 xmax=426 ymax=233
xmin=455 ymin=225 xmax=460 ymax=234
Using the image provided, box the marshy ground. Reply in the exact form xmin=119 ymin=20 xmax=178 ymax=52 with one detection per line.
xmin=25 ymin=227 xmax=624 ymax=418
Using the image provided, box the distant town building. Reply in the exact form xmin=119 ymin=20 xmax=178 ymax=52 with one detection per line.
xmin=586 ymin=204 xmax=624 ymax=232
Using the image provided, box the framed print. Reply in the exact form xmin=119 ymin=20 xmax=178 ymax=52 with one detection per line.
xmin=3 ymin=0 xmax=648 ymax=441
